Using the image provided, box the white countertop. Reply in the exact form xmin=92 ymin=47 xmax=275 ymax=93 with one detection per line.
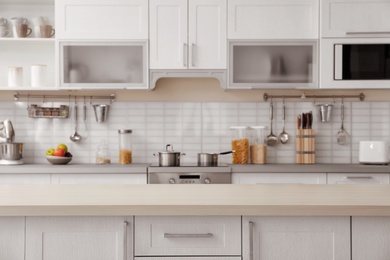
xmin=1 ymin=184 xmax=390 ymax=216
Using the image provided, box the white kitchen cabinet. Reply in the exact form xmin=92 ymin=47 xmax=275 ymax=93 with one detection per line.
xmin=0 ymin=217 xmax=25 ymax=260
xmin=58 ymin=41 xmax=148 ymax=89
xmin=0 ymin=173 xmax=51 ymax=184
xmin=228 ymin=0 xmax=319 ymax=39
xmin=327 ymin=173 xmax=390 ymax=184
xmin=321 ymin=0 xmax=390 ymax=38
xmin=26 ymin=216 xmax=133 ymax=260
xmin=134 ymin=216 xmax=241 ymax=256
xmin=232 ymin=173 xmax=326 ymax=184
xmin=243 ymin=217 xmax=351 ymax=260
xmin=149 ymin=0 xmax=226 ymax=69
xmin=55 ymin=0 xmax=148 ymax=40
xmin=51 ymin=173 xmax=147 ymax=184
xmin=0 ymin=0 xmax=56 ymax=89
xmin=352 ymin=217 xmax=390 ymax=260
xmin=228 ymin=40 xmax=318 ymax=89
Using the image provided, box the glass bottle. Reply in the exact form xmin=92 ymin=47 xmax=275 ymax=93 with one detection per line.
xmin=96 ymin=139 xmax=111 ymax=164
xmin=118 ymin=129 xmax=132 ymax=164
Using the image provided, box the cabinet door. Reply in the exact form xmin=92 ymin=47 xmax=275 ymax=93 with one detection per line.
xmin=51 ymin=173 xmax=147 ymax=184
xmin=243 ymin=217 xmax=350 ymax=260
xmin=188 ymin=0 xmax=227 ymax=69
xmin=327 ymin=173 xmax=390 ymax=184
xmin=228 ymin=0 xmax=319 ymax=39
xmin=135 ymin=216 xmax=241 ymax=256
xmin=56 ymin=0 xmax=148 ymax=39
xmin=352 ymin=217 xmax=390 ymax=260
xmin=149 ymin=0 xmax=188 ymax=69
xmin=26 ymin=216 xmax=133 ymax=260
xmin=0 ymin=173 xmax=51 ymax=184
xmin=135 ymin=258 xmax=241 ymax=260
xmin=232 ymin=173 xmax=326 ymax=184
xmin=0 ymin=217 xmax=25 ymax=260
xmin=321 ymin=0 xmax=390 ymax=38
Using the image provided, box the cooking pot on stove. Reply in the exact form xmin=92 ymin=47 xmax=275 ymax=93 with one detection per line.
xmin=153 ymin=144 xmax=185 ymax=167
xmin=197 ymin=150 xmax=235 ymax=166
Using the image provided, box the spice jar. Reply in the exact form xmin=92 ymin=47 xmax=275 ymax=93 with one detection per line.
xmin=230 ymin=126 xmax=249 ymax=164
xmin=118 ymin=129 xmax=132 ymax=164
xmin=249 ymin=126 xmax=267 ymax=164
xmin=96 ymin=139 xmax=111 ymax=164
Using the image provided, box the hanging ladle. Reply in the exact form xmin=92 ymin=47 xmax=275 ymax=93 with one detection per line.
xmin=70 ymin=98 xmax=82 ymax=142
xmin=266 ymin=100 xmax=278 ymax=146
xmin=279 ymin=98 xmax=289 ymax=144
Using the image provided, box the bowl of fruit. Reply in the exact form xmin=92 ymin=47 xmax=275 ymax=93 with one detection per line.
xmin=46 ymin=144 xmax=73 ymax=165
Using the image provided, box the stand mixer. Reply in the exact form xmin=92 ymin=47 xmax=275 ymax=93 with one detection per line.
xmin=0 ymin=119 xmax=23 ymax=165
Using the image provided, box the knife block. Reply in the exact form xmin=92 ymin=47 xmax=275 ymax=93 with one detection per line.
xmin=296 ymin=129 xmax=315 ymax=164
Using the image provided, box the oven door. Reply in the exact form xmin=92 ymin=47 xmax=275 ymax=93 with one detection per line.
xmin=321 ymin=38 xmax=390 ymax=89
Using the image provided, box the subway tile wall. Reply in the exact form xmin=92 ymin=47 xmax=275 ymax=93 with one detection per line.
xmin=2 ymin=101 xmax=388 ymax=165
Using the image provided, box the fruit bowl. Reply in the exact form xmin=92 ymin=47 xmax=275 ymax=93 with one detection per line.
xmin=46 ymin=155 xmax=72 ymax=165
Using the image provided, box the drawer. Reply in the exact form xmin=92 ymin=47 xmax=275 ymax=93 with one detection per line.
xmin=232 ymin=173 xmax=326 ymax=184
xmin=134 ymin=216 xmax=241 ymax=256
xmin=135 ymin=258 xmax=241 ymax=260
xmin=327 ymin=173 xmax=390 ymax=184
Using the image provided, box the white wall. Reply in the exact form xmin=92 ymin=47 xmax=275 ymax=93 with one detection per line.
xmin=1 ymin=100 xmax=388 ymax=165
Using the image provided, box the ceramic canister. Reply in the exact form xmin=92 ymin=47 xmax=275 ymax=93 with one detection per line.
xmin=31 ymin=65 xmax=47 ymax=87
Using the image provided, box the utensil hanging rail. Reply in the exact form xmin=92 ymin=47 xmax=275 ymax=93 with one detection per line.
xmin=263 ymin=93 xmax=365 ymax=102
xmin=13 ymin=92 xmax=116 ymax=103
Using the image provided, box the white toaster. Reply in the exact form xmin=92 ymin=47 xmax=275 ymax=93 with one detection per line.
xmin=359 ymin=141 xmax=390 ymax=165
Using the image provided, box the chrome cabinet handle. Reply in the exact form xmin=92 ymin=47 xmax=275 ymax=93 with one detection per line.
xmin=191 ymin=43 xmax=196 ymax=67
xmin=123 ymin=221 xmax=128 ymax=260
xmin=164 ymin=233 xmax=213 ymax=238
xmin=346 ymin=31 xmax=390 ymax=35
xmin=183 ymin=43 xmax=187 ymax=67
xmin=346 ymin=176 xmax=373 ymax=179
xmin=249 ymin=221 xmax=254 ymax=260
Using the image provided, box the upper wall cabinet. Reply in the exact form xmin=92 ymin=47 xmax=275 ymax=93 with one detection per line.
xmin=228 ymin=0 xmax=319 ymax=39
xmin=321 ymin=0 xmax=390 ymax=38
xmin=149 ymin=0 xmax=227 ymax=69
xmin=55 ymin=0 xmax=148 ymax=40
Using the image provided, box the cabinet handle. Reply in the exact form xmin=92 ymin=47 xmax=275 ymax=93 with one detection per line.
xmin=183 ymin=43 xmax=187 ymax=67
xmin=191 ymin=43 xmax=196 ymax=67
xmin=123 ymin=221 xmax=128 ymax=260
xmin=249 ymin=221 xmax=254 ymax=260
xmin=164 ymin=233 xmax=213 ymax=238
xmin=346 ymin=31 xmax=390 ymax=35
xmin=346 ymin=176 xmax=373 ymax=179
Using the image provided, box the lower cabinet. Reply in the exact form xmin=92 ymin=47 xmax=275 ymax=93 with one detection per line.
xmin=51 ymin=173 xmax=147 ymax=184
xmin=134 ymin=216 xmax=241 ymax=257
xmin=327 ymin=173 xmax=390 ymax=184
xmin=242 ymin=216 xmax=351 ymax=260
xmin=25 ymin=216 xmax=133 ymax=260
xmin=232 ymin=173 xmax=327 ymax=184
xmin=0 ymin=217 xmax=25 ymax=260
xmin=352 ymin=217 xmax=390 ymax=260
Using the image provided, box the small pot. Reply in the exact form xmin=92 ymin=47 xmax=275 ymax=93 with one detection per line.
xmin=0 ymin=142 xmax=23 ymax=160
xmin=154 ymin=144 xmax=185 ymax=167
xmin=197 ymin=150 xmax=235 ymax=166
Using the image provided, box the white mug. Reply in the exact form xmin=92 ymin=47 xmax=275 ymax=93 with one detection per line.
xmin=31 ymin=65 xmax=47 ymax=87
xmin=0 ymin=17 xmax=8 ymax=26
xmin=10 ymin=17 xmax=28 ymax=37
xmin=0 ymin=26 xmax=9 ymax=37
xmin=32 ymin=16 xmax=48 ymax=37
xmin=8 ymin=67 xmax=23 ymax=87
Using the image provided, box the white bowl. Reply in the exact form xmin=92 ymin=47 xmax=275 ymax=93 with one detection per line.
xmin=46 ymin=155 xmax=72 ymax=165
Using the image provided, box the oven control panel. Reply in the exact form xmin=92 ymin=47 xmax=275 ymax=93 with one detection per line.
xmin=148 ymin=171 xmax=231 ymax=184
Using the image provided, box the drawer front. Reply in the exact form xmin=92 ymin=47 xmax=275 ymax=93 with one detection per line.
xmin=135 ymin=258 xmax=241 ymax=260
xmin=327 ymin=173 xmax=390 ymax=184
xmin=134 ymin=216 xmax=241 ymax=256
xmin=232 ymin=173 xmax=326 ymax=184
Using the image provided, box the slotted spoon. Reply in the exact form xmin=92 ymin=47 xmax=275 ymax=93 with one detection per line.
xmin=337 ymin=100 xmax=349 ymax=145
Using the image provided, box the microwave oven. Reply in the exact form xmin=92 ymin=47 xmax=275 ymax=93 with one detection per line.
xmin=320 ymin=38 xmax=390 ymax=89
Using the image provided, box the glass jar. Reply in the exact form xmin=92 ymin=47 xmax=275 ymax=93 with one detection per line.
xmin=118 ymin=129 xmax=132 ymax=164
xmin=249 ymin=126 xmax=267 ymax=164
xmin=96 ymin=139 xmax=111 ymax=164
xmin=230 ymin=126 xmax=250 ymax=164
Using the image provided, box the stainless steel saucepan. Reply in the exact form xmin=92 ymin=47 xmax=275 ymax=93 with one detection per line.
xmin=153 ymin=144 xmax=186 ymax=167
xmin=197 ymin=150 xmax=235 ymax=166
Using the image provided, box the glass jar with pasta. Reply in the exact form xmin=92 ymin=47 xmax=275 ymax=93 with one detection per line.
xmin=118 ymin=129 xmax=132 ymax=164
xmin=230 ymin=126 xmax=250 ymax=164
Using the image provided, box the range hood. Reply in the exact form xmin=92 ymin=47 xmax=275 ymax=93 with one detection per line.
xmin=149 ymin=69 xmax=227 ymax=90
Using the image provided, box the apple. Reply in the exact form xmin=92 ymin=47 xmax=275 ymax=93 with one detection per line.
xmin=54 ymin=148 xmax=66 ymax=157
xmin=57 ymin=144 xmax=68 ymax=153
xmin=46 ymin=148 xmax=55 ymax=156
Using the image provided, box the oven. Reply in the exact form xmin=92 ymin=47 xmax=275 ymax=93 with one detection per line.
xmin=147 ymin=164 xmax=231 ymax=184
xmin=321 ymin=38 xmax=390 ymax=89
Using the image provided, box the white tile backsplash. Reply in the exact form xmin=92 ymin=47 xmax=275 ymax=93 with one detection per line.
xmin=3 ymin=101 xmax=390 ymax=164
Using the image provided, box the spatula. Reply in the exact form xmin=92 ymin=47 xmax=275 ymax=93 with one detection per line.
xmin=337 ymin=100 xmax=349 ymax=145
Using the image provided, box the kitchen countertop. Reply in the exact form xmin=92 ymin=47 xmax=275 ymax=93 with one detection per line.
xmin=0 ymin=163 xmax=389 ymax=174
xmin=0 ymin=184 xmax=390 ymax=216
